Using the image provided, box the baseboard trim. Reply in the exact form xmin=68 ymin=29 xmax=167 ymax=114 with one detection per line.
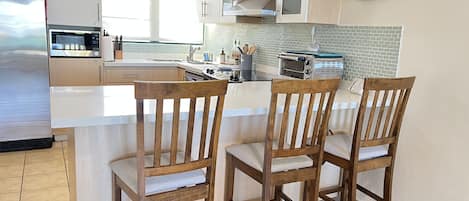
xmin=0 ymin=137 xmax=54 ymax=152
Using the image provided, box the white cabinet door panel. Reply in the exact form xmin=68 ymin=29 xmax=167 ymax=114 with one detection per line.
xmin=47 ymin=0 xmax=101 ymax=27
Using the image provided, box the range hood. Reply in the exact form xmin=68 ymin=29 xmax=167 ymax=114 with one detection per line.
xmin=223 ymin=0 xmax=276 ymax=17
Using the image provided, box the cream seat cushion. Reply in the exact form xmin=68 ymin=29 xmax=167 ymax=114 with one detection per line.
xmin=324 ymin=134 xmax=389 ymax=160
xmin=226 ymin=142 xmax=314 ymax=173
xmin=110 ymin=152 xmax=206 ymax=196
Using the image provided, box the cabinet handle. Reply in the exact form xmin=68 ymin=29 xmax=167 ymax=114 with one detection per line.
xmin=97 ymin=2 xmax=101 ymax=26
xmin=202 ymin=1 xmax=208 ymax=17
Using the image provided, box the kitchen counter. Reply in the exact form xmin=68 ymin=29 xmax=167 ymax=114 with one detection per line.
xmin=53 ymin=82 xmax=364 ymax=201
xmin=51 ymin=82 xmax=360 ymax=128
xmin=104 ymin=59 xmax=218 ymax=74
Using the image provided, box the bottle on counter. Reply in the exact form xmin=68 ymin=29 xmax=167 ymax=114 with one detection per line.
xmin=220 ymin=48 xmax=226 ymax=64
xmin=231 ymin=40 xmax=241 ymax=65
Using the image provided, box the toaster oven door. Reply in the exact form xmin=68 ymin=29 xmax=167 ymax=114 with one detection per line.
xmin=279 ymin=55 xmax=309 ymax=79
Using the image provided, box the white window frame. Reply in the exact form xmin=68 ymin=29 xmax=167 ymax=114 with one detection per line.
xmin=102 ymin=0 xmax=204 ymax=44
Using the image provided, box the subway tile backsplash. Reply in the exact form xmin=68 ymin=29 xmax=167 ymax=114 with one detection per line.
xmin=123 ymin=24 xmax=402 ymax=80
xmin=313 ymin=25 xmax=402 ymax=80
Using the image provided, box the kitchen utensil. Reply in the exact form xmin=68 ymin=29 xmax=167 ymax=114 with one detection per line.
xmin=243 ymin=44 xmax=249 ymax=53
xmin=237 ymin=46 xmax=244 ymax=54
xmin=248 ymin=45 xmax=256 ymax=55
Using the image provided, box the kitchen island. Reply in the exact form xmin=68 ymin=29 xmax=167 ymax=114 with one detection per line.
xmin=51 ymin=81 xmax=365 ymax=201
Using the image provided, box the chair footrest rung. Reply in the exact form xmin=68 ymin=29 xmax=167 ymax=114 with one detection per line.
xmin=357 ymin=184 xmax=384 ymax=201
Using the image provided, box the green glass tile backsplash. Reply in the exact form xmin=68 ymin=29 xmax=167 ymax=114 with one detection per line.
xmin=123 ymin=23 xmax=402 ymax=80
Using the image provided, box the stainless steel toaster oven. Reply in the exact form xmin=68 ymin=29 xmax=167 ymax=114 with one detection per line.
xmin=278 ymin=51 xmax=344 ymax=80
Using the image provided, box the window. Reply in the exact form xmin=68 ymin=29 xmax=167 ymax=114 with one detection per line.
xmin=102 ymin=0 xmax=204 ymax=44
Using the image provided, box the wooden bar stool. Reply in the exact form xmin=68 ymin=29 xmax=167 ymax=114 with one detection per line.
xmin=111 ymin=80 xmax=228 ymax=201
xmin=224 ymin=79 xmax=340 ymax=201
xmin=319 ymin=77 xmax=415 ymax=201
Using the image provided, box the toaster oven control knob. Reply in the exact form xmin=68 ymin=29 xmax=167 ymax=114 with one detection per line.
xmin=305 ymin=60 xmax=310 ymax=65
xmin=305 ymin=69 xmax=312 ymax=75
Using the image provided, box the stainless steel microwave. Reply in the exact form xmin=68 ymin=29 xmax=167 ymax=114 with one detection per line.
xmin=49 ymin=28 xmax=100 ymax=58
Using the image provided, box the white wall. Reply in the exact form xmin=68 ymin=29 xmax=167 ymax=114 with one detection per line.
xmin=339 ymin=0 xmax=469 ymax=200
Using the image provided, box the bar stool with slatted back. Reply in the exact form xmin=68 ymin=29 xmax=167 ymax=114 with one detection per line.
xmin=224 ymin=79 xmax=340 ymax=201
xmin=319 ymin=77 xmax=415 ymax=201
xmin=111 ymin=80 xmax=228 ymax=201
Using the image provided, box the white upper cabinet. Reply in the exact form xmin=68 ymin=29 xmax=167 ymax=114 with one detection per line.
xmin=276 ymin=0 xmax=340 ymax=24
xmin=47 ymin=0 xmax=102 ymax=27
xmin=197 ymin=0 xmax=236 ymax=24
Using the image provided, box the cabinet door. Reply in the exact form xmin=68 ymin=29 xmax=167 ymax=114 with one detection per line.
xmin=197 ymin=0 xmax=235 ymax=24
xmin=47 ymin=0 xmax=101 ymax=27
xmin=276 ymin=0 xmax=308 ymax=23
xmin=49 ymin=58 xmax=102 ymax=86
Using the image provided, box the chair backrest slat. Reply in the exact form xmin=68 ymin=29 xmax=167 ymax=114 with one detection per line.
xmin=185 ymin=97 xmax=197 ymax=163
xmin=353 ymin=77 xmax=415 ymax=152
xmin=311 ymin=92 xmax=326 ymax=145
xmin=363 ymin=91 xmax=380 ymax=141
xmin=290 ymin=93 xmax=304 ymax=149
xmin=208 ymin=95 xmax=225 ymax=158
xmin=134 ymin=80 xmax=228 ymax=180
xmin=301 ymin=93 xmax=316 ymax=148
xmin=154 ymin=98 xmax=164 ymax=167
xmin=199 ymin=96 xmax=211 ymax=160
xmin=266 ymin=79 xmax=340 ymax=161
xmin=170 ymin=99 xmax=181 ymax=165
xmin=381 ymin=89 xmax=398 ymax=139
xmin=278 ymin=93 xmax=292 ymax=149
xmin=372 ymin=90 xmax=389 ymax=140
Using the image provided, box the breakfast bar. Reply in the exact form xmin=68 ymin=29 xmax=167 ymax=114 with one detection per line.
xmin=51 ymin=81 xmax=382 ymax=201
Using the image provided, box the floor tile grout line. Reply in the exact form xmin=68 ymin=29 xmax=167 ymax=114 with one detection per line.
xmin=19 ymin=152 xmax=26 ymax=201
xmin=61 ymin=141 xmax=71 ymax=193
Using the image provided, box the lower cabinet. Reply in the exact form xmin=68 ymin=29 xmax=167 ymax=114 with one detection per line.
xmin=103 ymin=67 xmax=185 ymax=84
xmin=49 ymin=58 xmax=102 ymax=86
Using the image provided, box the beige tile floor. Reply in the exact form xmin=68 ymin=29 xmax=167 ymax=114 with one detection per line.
xmin=0 ymin=142 xmax=70 ymax=201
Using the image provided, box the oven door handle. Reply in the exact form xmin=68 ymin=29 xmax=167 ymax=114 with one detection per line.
xmin=278 ymin=55 xmax=306 ymax=61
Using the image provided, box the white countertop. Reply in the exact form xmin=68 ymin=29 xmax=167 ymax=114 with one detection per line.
xmin=50 ymin=82 xmax=361 ymax=128
xmin=104 ymin=59 xmax=220 ymax=74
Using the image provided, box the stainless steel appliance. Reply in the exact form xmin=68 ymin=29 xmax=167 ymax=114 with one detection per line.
xmin=223 ymin=0 xmax=276 ymax=16
xmin=0 ymin=0 xmax=52 ymax=151
xmin=185 ymin=70 xmax=212 ymax=81
xmin=278 ymin=50 xmax=344 ymax=79
xmin=49 ymin=26 xmax=101 ymax=58
xmin=203 ymin=67 xmax=279 ymax=83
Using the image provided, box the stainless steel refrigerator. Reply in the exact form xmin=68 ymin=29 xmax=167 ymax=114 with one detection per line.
xmin=0 ymin=0 xmax=52 ymax=151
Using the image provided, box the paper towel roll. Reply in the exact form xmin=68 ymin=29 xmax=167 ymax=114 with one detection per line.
xmin=102 ymin=36 xmax=114 ymax=61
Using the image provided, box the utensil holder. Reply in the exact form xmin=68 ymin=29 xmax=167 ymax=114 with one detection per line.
xmin=240 ymin=54 xmax=253 ymax=71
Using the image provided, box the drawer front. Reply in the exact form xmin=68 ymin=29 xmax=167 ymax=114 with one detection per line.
xmin=49 ymin=58 xmax=102 ymax=86
xmin=104 ymin=68 xmax=184 ymax=84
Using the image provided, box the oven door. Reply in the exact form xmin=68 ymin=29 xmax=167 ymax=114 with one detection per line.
xmin=49 ymin=29 xmax=100 ymax=58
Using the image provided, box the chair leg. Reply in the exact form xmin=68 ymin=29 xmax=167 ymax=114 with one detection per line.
xmin=303 ymin=180 xmax=318 ymax=201
xmin=262 ymin=184 xmax=274 ymax=201
xmin=303 ymin=180 xmax=310 ymax=201
xmin=207 ymin=166 xmax=217 ymax=201
xmin=340 ymin=169 xmax=349 ymax=201
xmin=112 ymin=173 xmax=122 ymax=201
xmin=383 ymin=166 xmax=394 ymax=201
xmin=346 ymin=170 xmax=358 ymax=201
xmin=274 ymin=185 xmax=282 ymax=201
xmin=224 ymin=153 xmax=235 ymax=201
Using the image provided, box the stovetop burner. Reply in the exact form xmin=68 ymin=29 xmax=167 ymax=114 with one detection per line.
xmin=203 ymin=67 xmax=280 ymax=83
